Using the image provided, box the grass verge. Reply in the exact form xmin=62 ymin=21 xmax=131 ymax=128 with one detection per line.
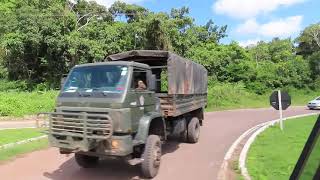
xmin=0 ymin=138 xmax=48 ymax=162
xmin=0 ymin=83 xmax=318 ymax=117
xmin=0 ymin=90 xmax=58 ymax=117
xmin=247 ymin=115 xmax=318 ymax=180
xmin=0 ymin=128 xmax=45 ymax=146
xmin=206 ymin=83 xmax=318 ymax=111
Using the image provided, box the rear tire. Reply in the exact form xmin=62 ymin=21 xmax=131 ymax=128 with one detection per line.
xmin=187 ymin=117 xmax=200 ymax=143
xmin=75 ymin=153 xmax=99 ymax=168
xmin=141 ymin=135 xmax=162 ymax=178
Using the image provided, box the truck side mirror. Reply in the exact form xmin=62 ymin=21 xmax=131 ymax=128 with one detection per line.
xmin=149 ymin=74 xmax=157 ymax=91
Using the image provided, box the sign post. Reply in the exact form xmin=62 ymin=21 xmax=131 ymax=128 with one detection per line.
xmin=278 ymin=90 xmax=283 ymax=130
xmin=270 ymin=90 xmax=291 ymax=130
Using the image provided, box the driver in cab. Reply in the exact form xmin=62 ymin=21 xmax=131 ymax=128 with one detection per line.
xmin=136 ymin=80 xmax=146 ymax=90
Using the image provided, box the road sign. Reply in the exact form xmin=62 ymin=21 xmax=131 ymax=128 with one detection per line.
xmin=270 ymin=90 xmax=291 ymax=130
xmin=270 ymin=91 xmax=291 ymax=110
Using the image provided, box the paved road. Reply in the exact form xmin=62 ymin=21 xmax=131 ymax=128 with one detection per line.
xmin=0 ymin=120 xmax=37 ymax=129
xmin=0 ymin=107 xmax=318 ymax=180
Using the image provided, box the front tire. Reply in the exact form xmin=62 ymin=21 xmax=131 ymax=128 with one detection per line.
xmin=75 ymin=153 xmax=99 ymax=168
xmin=141 ymin=135 xmax=162 ymax=178
xmin=187 ymin=117 xmax=200 ymax=143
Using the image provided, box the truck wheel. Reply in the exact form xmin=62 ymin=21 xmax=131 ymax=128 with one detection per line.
xmin=187 ymin=117 xmax=200 ymax=143
xmin=141 ymin=135 xmax=162 ymax=178
xmin=75 ymin=153 xmax=99 ymax=168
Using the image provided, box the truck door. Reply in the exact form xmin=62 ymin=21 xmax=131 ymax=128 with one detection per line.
xmin=129 ymin=68 xmax=155 ymax=130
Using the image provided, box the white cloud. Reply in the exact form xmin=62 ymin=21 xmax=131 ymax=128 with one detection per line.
xmin=236 ymin=19 xmax=259 ymax=34
xmin=236 ymin=15 xmax=303 ymax=38
xmin=213 ymin=0 xmax=306 ymax=19
xmin=259 ymin=16 xmax=303 ymax=37
xmin=92 ymin=0 xmax=145 ymax=8
xmin=238 ymin=38 xmax=261 ymax=47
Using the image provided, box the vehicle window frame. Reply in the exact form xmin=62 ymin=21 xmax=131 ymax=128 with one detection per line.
xmin=131 ymin=67 xmax=149 ymax=91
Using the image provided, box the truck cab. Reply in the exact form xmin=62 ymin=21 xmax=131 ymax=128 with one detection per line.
xmin=50 ymin=61 xmax=163 ymax=152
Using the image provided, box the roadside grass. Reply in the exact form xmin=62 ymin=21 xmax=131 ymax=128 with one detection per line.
xmin=247 ymin=115 xmax=318 ymax=180
xmin=0 ymin=83 xmax=318 ymax=117
xmin=299 ymin=130 xmax=320 ymax=180
xmin=0 ymin=90 xmax=58 ymax=117
xmin=206 ymin=83 xmax=318 ymax=111
xmin=0 ymin=128 xmax=46 ymax=145
xmin=0 ymin=139 xmax=48 ymax=162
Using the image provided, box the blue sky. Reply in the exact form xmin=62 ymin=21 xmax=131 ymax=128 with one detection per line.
xmin=96 ymin=0 xmax=320 ymax=46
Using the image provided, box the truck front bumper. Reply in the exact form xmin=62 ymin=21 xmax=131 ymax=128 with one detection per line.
xmin=48 ymin=134 xmax=133 ymax=156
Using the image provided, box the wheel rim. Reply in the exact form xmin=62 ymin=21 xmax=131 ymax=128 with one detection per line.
xmin=153 ymin=142 xmax=161 ymax=167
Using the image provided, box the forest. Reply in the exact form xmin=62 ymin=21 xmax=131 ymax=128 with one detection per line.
xmin=0 ymin=0 xmax=319 ymax=115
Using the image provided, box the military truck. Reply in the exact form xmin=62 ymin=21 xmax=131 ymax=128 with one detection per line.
xmin=48 ymin=50 xmax=207 ymax=178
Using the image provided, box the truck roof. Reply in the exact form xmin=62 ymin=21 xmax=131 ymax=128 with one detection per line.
xmin=106 ymin=50 xmax=208 ymax=95
xmin=74 ymin=61 xmax=150 ymax=69
xmin=107 ymin=50 xmax=169 ymax=62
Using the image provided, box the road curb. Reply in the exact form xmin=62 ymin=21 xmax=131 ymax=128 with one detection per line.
xmin=0 ymin=135 xmax=47 ymax=150
xmin=238 ymin=112 xmax=319 ymax=180
xmin=217 ymin=125 xmax=260 ymax=180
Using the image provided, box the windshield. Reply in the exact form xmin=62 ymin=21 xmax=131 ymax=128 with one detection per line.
xmin=63 ymin=65 xmax=128 ymax=93
xmin=316 ymin=97 xmax=320 ymax=100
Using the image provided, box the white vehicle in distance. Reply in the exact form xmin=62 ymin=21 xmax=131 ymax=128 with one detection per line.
xmin=307 ymin=97 xmax=320 ymax=110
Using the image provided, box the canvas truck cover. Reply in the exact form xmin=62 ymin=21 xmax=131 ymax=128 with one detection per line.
xmin=107 ymin=50 xmax=208 ymax=95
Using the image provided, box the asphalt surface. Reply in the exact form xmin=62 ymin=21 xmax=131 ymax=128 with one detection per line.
xmin=0 ymin=106 xmax=318 ymax=180
xmin=0 ymin=120 xmax=37 ymax=129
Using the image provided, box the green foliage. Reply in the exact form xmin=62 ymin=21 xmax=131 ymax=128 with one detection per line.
xmin=0 ymin=91 xmax=58 ymax=116
xmin=296 ymin=23 xmax=320 ymax=56
xmin=246 ymin=38 xmax=313 ymax=93
xmin=206 ymin=82 xmax=268 ymax=111
xmin=247 ymin=115 xmax=318 ymax=180
xmin=187 ymin=39 xmax=313 ymax=94
xmin=160 ymin=69 xmax=168 ymax=92
xmin=0 ymin=0 xmax=318 ymax=106
xmin=186 ymin=42 xmax=252 ymax=79
xmin=308 ymin=51 xmax=320 ymax=80
xmin=0 ymin=80 xmax=27 ymax=91
xmin=0 ymin=0 xmax=228 ymax=88
xmin=206 ymin=82 xmax=318 ymax=111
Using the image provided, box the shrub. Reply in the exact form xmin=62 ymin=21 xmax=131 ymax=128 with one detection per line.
xmin=0 ymin=80 xmax=28 ymax=92
xmin=0 ymin=91 xmax=58 ymax=117
xmin=206 ymin=82 xmax=268 ymax=110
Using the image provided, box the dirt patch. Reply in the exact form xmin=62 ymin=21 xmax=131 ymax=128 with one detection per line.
xmin=217 ymin=130 xmax=257 ymax=180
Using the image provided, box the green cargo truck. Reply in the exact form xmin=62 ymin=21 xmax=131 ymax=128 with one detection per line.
xmin=47 ymin=50 xmax=208 ymax=178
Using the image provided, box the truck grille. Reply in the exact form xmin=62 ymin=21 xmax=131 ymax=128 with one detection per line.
xmin=49 ymin=111 xmax=112 ymax=140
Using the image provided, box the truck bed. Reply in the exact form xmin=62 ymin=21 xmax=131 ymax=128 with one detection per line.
xmin=156 ymin=93 xmax=207 ymax=117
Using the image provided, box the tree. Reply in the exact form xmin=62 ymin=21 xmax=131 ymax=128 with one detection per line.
xmin=109 ymin=1 xmax=148 ymax=23
xmin=249 ymin=38 xmax=294 ymax=63
xmin=296 ymin=23 xmax=320 ymax=56
xmin=186 ymin=42 xmax=253 ymax=81
xmin=308 ymin=52 xmax=320 ymax=80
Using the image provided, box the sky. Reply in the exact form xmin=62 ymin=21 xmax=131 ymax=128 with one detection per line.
xmin=94 ymin=0 xmax=320 ymax=46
